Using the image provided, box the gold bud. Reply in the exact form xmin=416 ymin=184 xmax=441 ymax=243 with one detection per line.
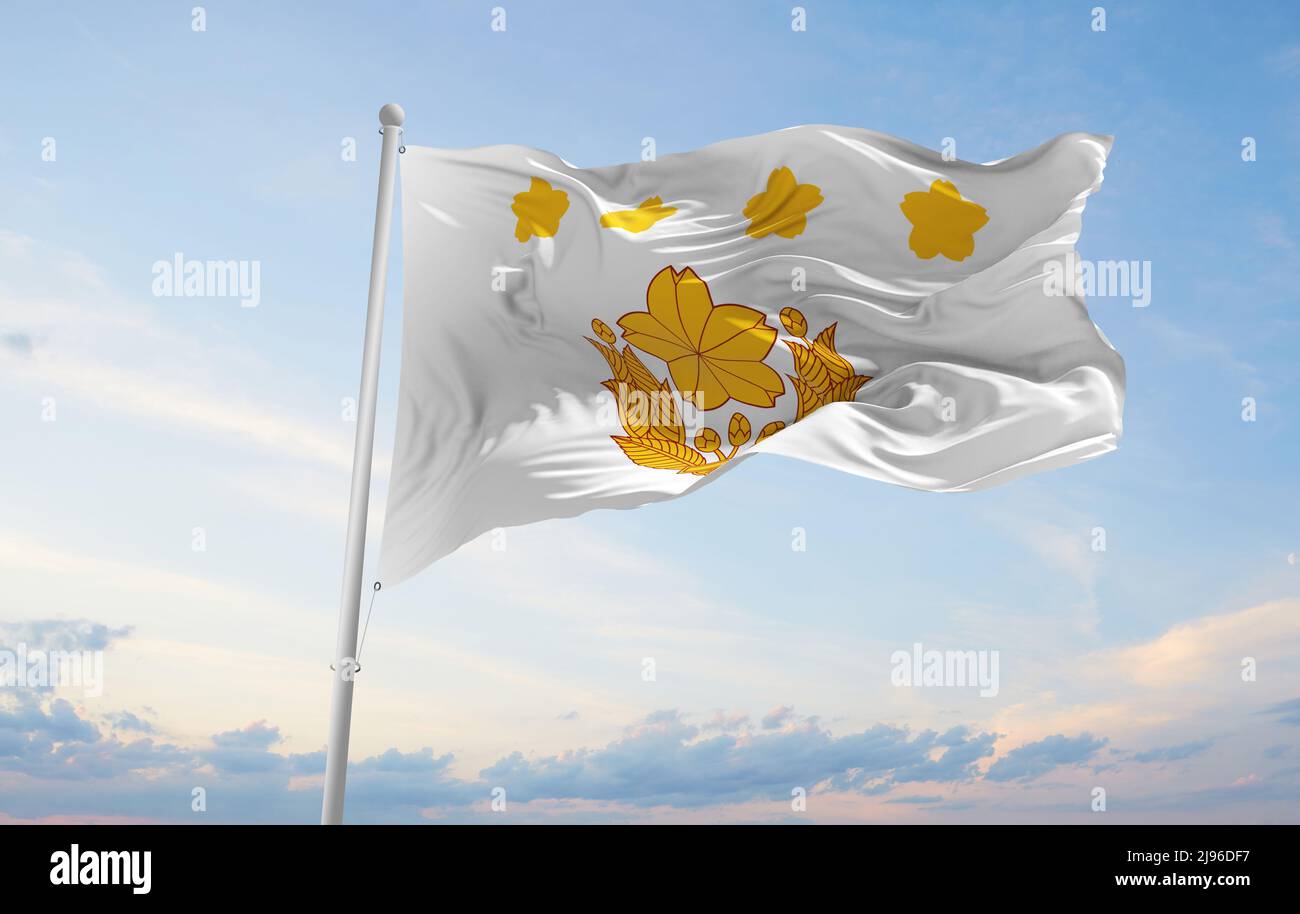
xmin=779 ymin=306 xmax=807 ymax=338
xmin=756 ymin=420 xmax=785 ymax=444
xmin=728 ymin=412 xmax=752 ymax=447
xmin=591 ymin=318 xmax=617 ymax=345
xmin=694 ymin=427 xmax=722 ymax=452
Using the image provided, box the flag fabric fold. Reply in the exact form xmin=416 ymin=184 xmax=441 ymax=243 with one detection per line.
xmin=378 ymin=125 xmax=1123 ymax=586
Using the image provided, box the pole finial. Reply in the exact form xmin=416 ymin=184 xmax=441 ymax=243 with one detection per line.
xmin=379 ymin=103 xmax=405 ymax=127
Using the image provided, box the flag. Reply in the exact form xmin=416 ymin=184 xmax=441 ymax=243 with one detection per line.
xmin=378 ymin=126 xmax=1123 ymax=585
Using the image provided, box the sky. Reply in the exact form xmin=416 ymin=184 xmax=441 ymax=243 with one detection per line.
xmin=1 ymin=0 xmax=1298 ymax=824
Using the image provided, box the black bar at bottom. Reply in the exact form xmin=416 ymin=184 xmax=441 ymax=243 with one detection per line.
xmin=6 ymin=824 xmax=1286 ymax=898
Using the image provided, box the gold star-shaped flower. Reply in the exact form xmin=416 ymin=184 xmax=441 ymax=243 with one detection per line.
xmin=617 ymin=266 xmax=785 ymax=411
xmin=511 ymin=177 xmax=570 ymax=242
xmin=600 ymin=196 xmax=677 ymax=233
xmin=743 ymin=167 xmax=823 ymax=239
xmin=898 ymin=179 xmax=989 ymax=261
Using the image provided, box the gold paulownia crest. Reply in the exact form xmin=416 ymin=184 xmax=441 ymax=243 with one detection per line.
xmin=586 ymin=267 xmax=873 ymax=475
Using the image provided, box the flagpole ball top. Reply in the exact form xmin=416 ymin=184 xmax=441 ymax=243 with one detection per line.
xmin=379 ymin=103 xmax=405 ymax=127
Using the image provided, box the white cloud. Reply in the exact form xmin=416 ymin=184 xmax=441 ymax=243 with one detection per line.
xmin=0 ymin=231 xmax=387 ymax=476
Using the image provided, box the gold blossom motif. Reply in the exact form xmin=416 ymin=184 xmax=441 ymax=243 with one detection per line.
xmin=512 ymin=177 xmax=570 ymax=242
xmin=587 ymin=270 xmax=872 ymax=476
xmin=898 ymin=179 xmax=989 ymax=261
xmin=617 ymin=266 xmax=785 ymax=411
xmin=727 ymin=412 xmax=751 ymax=447
xmin=599 ymin=196 xmax=678 ymax=233
xmin=744 ymin=166 xmax=824 ymax=239
xmin=694 ymin=427 xmax=722 ymax=452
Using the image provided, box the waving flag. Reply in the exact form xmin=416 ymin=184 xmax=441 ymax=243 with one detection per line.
xmin=378 ymin=126 xmax=1123 ymax=585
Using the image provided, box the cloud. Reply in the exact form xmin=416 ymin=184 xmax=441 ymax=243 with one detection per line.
xmin=984 ymin=733 xmax=1108 ymax=782
xmin=0 ymin=229 xmax=36 ymax=260
xmin=3 ymin=689 xmax=1296 ymax=823
xmin=0 ymin=619 xmax=132 ymax=652
xmin=0 ymin=694 xmax=180 ymax=781
xmin=1262 ymin=698 xmax=1300 ymax=726
xmin=6 ymin=352 xmax=358 ymax=471
xmin=1 ymin=333 xmax=33 ymax=355
xmin=480 ymin=710 xmax=995 ymax=807
xmin=0 ymin=697 xmax=1000 ymax=821
xmin=0 ymin=694 xmax=467 ymax=822
xmin=989 ymin=597 xmax=1300 ymax=758
xmin=1252 ymin=211 xmax=1295 ymax=250
xmin=701 ymin=710 xmax=750 ymax=733
xmin=0 ymin=533 xmax=321 ymax=632
xmin=760 ymin=705 xmax=795 ymax=730
xmin=0 ymin=231 xmax=384 ymax=476
xmin=211 ymin=721 xmax=282 ymax=750
xmin=0 ymin=695 xmax=100 ymax=751
xmin=1086 ymin=768 xmax=1300 ymax=816
xmin=102 ymin=710 xmax=154 ymax=734
xmin=883 ymin=794 xmax=945 ymax=805
xmin=1097 ymin=599 xmax=1300 ymax=690
xmin=989 ymin=513 xmax=1101 ymax=635
xmin=1141 ymin=314 xmax=1260 ymax=383
xmin=1128 ymin=739 xmax=1213 ymax=763
xmin=197 ymin=722 xmax=334 ymax=781
xmin=1270 ymin=43 xmax=1300 ymax=74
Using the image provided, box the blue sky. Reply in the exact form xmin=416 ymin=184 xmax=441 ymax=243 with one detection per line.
xmin=1 ymin=0 xmax=1298 ymax=823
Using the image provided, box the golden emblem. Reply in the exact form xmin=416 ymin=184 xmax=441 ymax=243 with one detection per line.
xmin=587 ymin=267 xmax=872 ymax=475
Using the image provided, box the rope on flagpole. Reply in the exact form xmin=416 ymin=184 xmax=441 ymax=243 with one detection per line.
xmin=355 ymin=581 xmax=382 ymax=667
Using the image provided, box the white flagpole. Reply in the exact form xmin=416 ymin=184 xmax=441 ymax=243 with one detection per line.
xmin=321 ymin=103 xmax=404 ymax=825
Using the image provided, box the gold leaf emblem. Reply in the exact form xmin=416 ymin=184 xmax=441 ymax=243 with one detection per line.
xmin=782 ymin=308 xmax=873 ymax=422
xmin=588 ymin=271 xmax=875 ymax=476
xmin=611 ymin=435 xmax=709 ymax=473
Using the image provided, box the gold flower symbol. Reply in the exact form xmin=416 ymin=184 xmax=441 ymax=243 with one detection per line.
xmin=744 ymin=166 xmax=824 ymax=239
xmin=898 ymin=179 xmax=989 ymax=261
xmin=600 ymin=196 xmax=677 ymax=233
xmin=617 ymin=266 xmax=785 ymax=411
xmin=512 ymin=177 xmax=569 ymax=242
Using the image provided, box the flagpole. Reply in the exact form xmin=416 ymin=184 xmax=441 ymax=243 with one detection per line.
xmin=321 ymin=103 xmax=404 ymax=825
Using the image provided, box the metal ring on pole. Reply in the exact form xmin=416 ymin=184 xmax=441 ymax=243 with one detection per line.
xmin=379 ymin=127 xmax=405 ymax=153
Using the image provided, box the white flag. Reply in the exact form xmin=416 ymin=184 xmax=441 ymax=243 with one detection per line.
xmin=378 ymin=126 xmax=1123 ymax=585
